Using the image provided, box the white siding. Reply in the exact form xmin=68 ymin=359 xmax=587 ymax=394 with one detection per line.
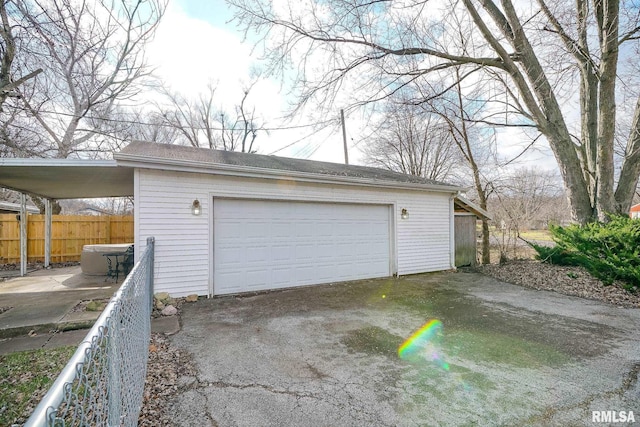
xmin=136 ymin=169 xmax=453 ymax=297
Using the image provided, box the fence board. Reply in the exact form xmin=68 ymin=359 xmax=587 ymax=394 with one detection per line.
xmin=0 ymin=214 xmax=134 ymax=263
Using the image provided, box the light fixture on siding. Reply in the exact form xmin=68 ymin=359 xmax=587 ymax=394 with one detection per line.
xmin=191 ymin=199 xmax=201 ymax=216
xmin=401 ymin=208 xmax=409 ymax=220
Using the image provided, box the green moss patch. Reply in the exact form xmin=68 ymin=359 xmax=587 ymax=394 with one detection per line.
xmin=444 ymin=330 xmax=570 ymax=368
xmin=342 ymin=326 xmax=404 ymax=358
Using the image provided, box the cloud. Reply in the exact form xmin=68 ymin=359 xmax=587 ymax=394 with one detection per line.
xmin=147 ymin=2 xmax=253 ymax=100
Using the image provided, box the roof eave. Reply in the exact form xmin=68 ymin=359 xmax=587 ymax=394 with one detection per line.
xmin=114 ymin=153 xmax=463 ymax=193
xmin=0 ymin=159 xmax=118 ymax=167
xmin=455 ymin=196 xmax=492 ymax=220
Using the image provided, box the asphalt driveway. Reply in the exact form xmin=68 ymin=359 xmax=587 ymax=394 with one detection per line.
xmin=169 ymin=272 xmax=640 ymax=426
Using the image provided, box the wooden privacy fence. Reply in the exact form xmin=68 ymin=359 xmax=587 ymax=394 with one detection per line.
xmin=0 ymin=214 xmax=134 ymax=264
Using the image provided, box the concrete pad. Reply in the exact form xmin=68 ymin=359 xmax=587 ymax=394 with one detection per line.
xmin=0 ymin=333 xmax=50 ymax=355
xmin=0 ymin=328 xmax=91 ymax=355
xmin=169 ymin=272 xmax=640 ymax=426
xmin=0 ymin=316 xmax=177 ymax=355
xmin=44 ymin=329 xmax=92 ymax=350
xmin=0 ymin=266 xmax=117 ymax=338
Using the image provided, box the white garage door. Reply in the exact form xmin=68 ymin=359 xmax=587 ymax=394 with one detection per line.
xmin=214 ymin=199 xmax=391 ymax=295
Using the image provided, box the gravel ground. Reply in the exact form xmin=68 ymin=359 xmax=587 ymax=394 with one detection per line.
xmin=0 ymin=261 xmax=79 ymax=272
xmin=477 ymin=260 xmax=640 ymax=308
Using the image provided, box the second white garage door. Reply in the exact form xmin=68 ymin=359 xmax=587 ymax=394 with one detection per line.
xmin=213 ymin=199 xmax=391 ymax=295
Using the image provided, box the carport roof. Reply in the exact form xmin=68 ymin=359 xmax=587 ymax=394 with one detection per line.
xmin=0 ymin=159 xmax=134 ymax=199
xmin=116 ymin=141 xmax=463 ymax=192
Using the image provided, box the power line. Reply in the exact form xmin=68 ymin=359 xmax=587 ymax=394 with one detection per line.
xmin=9 ymin=105 xmax=335 ymax=133
xmin=267 ymin=121 xmax=335 ymax=155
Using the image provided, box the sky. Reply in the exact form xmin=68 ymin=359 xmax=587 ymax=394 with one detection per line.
xmin=144 ymin=0 xmax=559 ymax=172
xmin=145 ymin=0 xmax=362 ymax=164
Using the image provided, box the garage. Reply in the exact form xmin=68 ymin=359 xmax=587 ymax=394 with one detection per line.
xmin=111 ymin=141 xmax=462 ymax=297
xmin=2 ymin=142 xmax=474 ymax=298
xmin=213 ymin=199 xmax=391 ymax=295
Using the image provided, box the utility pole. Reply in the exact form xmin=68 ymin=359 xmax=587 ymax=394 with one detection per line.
xmin=341 ymin=109 xmax=349 ymax=165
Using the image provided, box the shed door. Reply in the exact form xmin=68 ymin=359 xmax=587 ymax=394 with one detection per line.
xmin=454 ymin=214 xmax=477 ymax=267
xmin=214 ymin=199 xmax=391 ymax=295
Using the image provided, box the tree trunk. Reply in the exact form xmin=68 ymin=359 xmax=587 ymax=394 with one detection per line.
xmin=481 ymin=216 xmax=490 ymax=264
xmin=614 ymin=96 xmax=640 ymax=214
xmin=32 ymin=197 xmax=61 ymax=214
xmin=593 ymin=0 xmax=620 ymax=221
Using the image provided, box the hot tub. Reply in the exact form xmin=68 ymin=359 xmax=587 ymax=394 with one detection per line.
xmin=81 ymin=243 xmax=134 ymax=276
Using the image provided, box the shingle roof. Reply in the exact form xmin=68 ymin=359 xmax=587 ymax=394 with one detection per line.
xmin=117 ymin=141 xmax=459 ymax=189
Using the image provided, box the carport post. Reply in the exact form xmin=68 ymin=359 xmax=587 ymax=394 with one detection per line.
xmin=44 ymin=198 xmax=52 ymax=268
xmin=20 ymin=193 xmax=27 ymax=276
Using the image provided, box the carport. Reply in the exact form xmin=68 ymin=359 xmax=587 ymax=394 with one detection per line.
xmin=0 ymin=159 xmax=134 ymax=275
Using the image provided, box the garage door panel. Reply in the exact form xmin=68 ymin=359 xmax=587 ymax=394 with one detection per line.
xmin=216 ymin=247 xmax=244 ymax=265
xmin=271 ymin=222 xmax=291 ymax=237
xmin=214 ymin=199 xmax=391 ymax=295
xmin=246 ymin=270 xmax=268 ymax=286
xmin=246 ymin=246 xmax=270 ymax=262
xmin=272 ymin=269 xmax=294 ymax=286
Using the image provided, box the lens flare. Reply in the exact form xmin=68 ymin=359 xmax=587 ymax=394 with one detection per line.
xmin=398 ymin=320 xmax=474 ymax=392
xmin=398 ymin=319 xmax=448 ymax=370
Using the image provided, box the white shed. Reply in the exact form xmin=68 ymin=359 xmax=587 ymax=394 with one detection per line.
xmin=115 ymin=142 xmax=462 ymax=297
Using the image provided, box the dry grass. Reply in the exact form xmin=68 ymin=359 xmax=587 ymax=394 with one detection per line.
xmin=518 ymin=229 xmax=553 ymax=242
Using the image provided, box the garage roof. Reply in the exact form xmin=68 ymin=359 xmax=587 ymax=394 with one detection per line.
xmin=116 ymin=141 xmax=463 ymax=192
xmin=0 ymin=201 xmax=39 ymax=214
xmin=0 ymin=159 xmax=134 ymax=199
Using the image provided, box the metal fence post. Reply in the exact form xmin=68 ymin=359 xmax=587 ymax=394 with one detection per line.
xmin=146 ymin=236 xmax=155 ymax=312
xmin=107 ymin=308 xmax=122 ymax=426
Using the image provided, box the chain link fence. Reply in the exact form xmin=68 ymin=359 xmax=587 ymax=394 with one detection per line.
xmin=25 ymin=237 xmax=155 ymax=427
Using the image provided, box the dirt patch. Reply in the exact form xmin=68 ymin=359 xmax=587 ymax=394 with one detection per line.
xmin=138 ymin=333 xmax=197 ymax=427
xmin=476 ymin=260 xmax=640 ymax=308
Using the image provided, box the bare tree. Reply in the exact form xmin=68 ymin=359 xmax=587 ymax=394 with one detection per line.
xmin=90 ymin=197 xmax=133 ymax=215
xmin=427 ymin=73 xmax=501 ymax=264
xmin=230 ymin=0 xmax=640 ymax=224
xmin=362 ymin=100 xmax=460 ymax=182
xmin=8 ymin=0 xmax=165 ymax=159
xmin=159 ymin=80 xmax=264 ymax=152
xmin=0 ymin=0 xmax=42 ymax=112
xmin=159 ymin=84 xmax=220 ymax=149
xmin=220 ymin=85 xmax=262 ymax=153
xmin=494 ymin=168 xmax=564 ymax=231
xmin=119 ymin=110 xmax=180 ymax=146
xmin=490 ymin=168 xmax=566 ymax=261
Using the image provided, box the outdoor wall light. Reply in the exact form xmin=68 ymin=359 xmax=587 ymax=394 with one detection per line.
xmin=401 ymin=208 xmax=409 ymax=220
xmin=191 ymin=199 xmax=201 ymax=216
